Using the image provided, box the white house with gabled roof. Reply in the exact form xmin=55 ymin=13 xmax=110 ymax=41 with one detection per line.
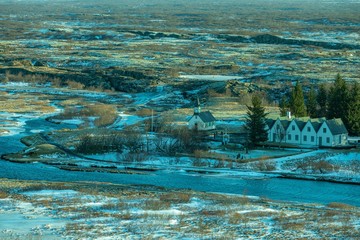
xmin=188 ymin=98 xmax=216 ymax=131
xmin=317 ymin=119 xmax=348 ymax=147
xmin=267 ymin=116 xmax=348 ymax=147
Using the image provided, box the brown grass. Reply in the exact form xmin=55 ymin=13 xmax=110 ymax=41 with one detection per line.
xmin=327 ymin=202 xmax=355 ymax=210
xmin=143 ymin=199 xmax=171 ymax=210
xmin=160 ymin=192 xmax=191 ymax=204
xmin=0 ymin=190 xmax=8 ymax=199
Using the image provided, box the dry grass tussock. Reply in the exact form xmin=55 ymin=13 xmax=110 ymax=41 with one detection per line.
xmin=0 ymin=190 xmax=9 ymax=199
xmin=327 ymin=202 xmax=355 ymax=210
xmin=0 ymin=93 xmax=56 ymax=113
xmin=55 ymin=103 xmax=118 ymax=127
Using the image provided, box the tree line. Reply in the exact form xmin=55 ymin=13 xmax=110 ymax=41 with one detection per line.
xmin=279 ymin=74 xmax=360 ymax=136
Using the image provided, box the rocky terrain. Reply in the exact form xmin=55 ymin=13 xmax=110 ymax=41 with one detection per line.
xmin=0 ymin=0 xmax=359 ymax=101
xmin=1 ymin=1 xmax=360 ymax=238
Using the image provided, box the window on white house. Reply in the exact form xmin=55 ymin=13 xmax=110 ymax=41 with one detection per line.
xmin=295 ymin=135 xmax=299 ymax=141
xmin=311 ymin=136 xmax=315 ymax=142
xmin=307 ymin=127 xmax=311 ymax=132
xmin=303 ymin=135 xmax=307 ymax=142
xmin=288 ymin=134 xmax=291 ymax=140
xmin=323 ymin=128 xmax=327 ymax=133
xmin=326 ymin=137 xmax=330 ymax=143
xmin=292 ymin=125 xmax=295 ymax=131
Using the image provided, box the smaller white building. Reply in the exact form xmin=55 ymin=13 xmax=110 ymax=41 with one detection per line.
xmin=188 ymin=98 xmax=216 ymax=131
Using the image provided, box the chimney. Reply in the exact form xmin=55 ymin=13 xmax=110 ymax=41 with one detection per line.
xmin=287 ymin=111 xmax=292 ymax=119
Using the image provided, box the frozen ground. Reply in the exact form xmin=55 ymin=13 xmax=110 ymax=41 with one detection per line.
xmin=1 ymin=179 xmax=359 ymax=239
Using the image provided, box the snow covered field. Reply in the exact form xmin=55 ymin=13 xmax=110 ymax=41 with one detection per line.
xmin=1 ymin=179 xmax=360 ymax=239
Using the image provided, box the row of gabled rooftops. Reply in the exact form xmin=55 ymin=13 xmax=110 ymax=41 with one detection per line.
xmin=266 ymin=117 xmax=348 ymax=135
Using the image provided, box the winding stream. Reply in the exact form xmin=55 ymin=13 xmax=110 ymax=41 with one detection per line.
xmin=1 ymin=118 xmax=360 ymax=206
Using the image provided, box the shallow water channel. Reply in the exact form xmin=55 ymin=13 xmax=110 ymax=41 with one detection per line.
xmin=1 ymin=118 xmax=360 ymax=207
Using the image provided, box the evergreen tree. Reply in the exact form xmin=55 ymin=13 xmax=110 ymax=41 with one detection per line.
xmin=245 ymin=95 xmax=268 ymax=147
xmin=290 ymin=80 xmax=307 ymax=117
xmin=327 ymin=74 xmax=349 ymax=120
xmin=306 ymin=86 xmax=317 ymax=118
xmin=346 ymin=82 xmax=360 ymax=136
xmin=279 ymin=95 xmax=289 ymax=117
xmin=317 ymin=83 xmax=328 ymax=117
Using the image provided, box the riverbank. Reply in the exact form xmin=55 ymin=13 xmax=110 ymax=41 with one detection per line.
xmin=1 ymin=178 xmax=359 ymax=239
xmin=2 ymin=139 xmax=360 ymax=186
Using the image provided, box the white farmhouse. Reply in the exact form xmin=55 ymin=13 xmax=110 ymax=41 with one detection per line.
xmin=267 ymin=117 xmax=348 ymax=147
xmin=188 ymin=98 xmax=216 ymax=131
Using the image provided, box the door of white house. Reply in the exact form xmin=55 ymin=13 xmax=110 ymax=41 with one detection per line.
xmin=319 ymin=137 xmax=322 ymax=146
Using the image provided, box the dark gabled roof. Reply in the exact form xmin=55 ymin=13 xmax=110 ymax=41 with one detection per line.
xmin=198 ymin=111 xmax=216 ymax=123
xmin=326 ymin=118 xmax=348 ymax=135
xmin=266 ymin=119 xmax=276 ymax=129
xmin=280 ymin=119 xmax=291 ymax=130
xmin=295 ymin=119 xmax=307 ymax=131
xmin=311 ymin=118 xmax=325 ymax=132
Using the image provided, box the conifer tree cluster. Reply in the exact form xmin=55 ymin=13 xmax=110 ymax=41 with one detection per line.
xmin=279 ymin=74 xmax=360 ymax=136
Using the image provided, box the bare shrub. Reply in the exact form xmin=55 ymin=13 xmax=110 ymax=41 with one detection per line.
xmin=252 ymin=159 xmax=276 ymax=171
xmin=120 ymin=152 xmax=147 ymax=163
xmin=76 ymin=131 xmax=124 ymax=154
xmin=192 ymin=157 xmax=209 ymax=167
xmin=312 ymin=160 xmax=338 ymax=173
xmin=122 ymin=126 xmax=144 ymax=153
xmin=214 ymin=160 xmax=226 ymax=168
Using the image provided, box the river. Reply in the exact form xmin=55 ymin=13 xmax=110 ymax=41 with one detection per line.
xmin=1 ymin=118 xmax=360 ymax=207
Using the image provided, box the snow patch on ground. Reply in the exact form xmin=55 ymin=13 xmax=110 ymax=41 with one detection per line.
xmin=179 ymin=75 xmax=244 ymax=81
xmin=23 ymin=189 xmax=78 ymax=197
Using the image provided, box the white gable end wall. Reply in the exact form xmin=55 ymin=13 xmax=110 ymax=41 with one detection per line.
xmin=317 ymin=123 xmax=333 ymax=147
xmin=188 ymin=115 xmax=215 ymax=131
xmin=301 ymin=121 xmax=317 ymax=146
xmin=286 ymin=120 xmax=302 ymax=145
xmin=269 ymin=119 xmax=286 ymax=143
